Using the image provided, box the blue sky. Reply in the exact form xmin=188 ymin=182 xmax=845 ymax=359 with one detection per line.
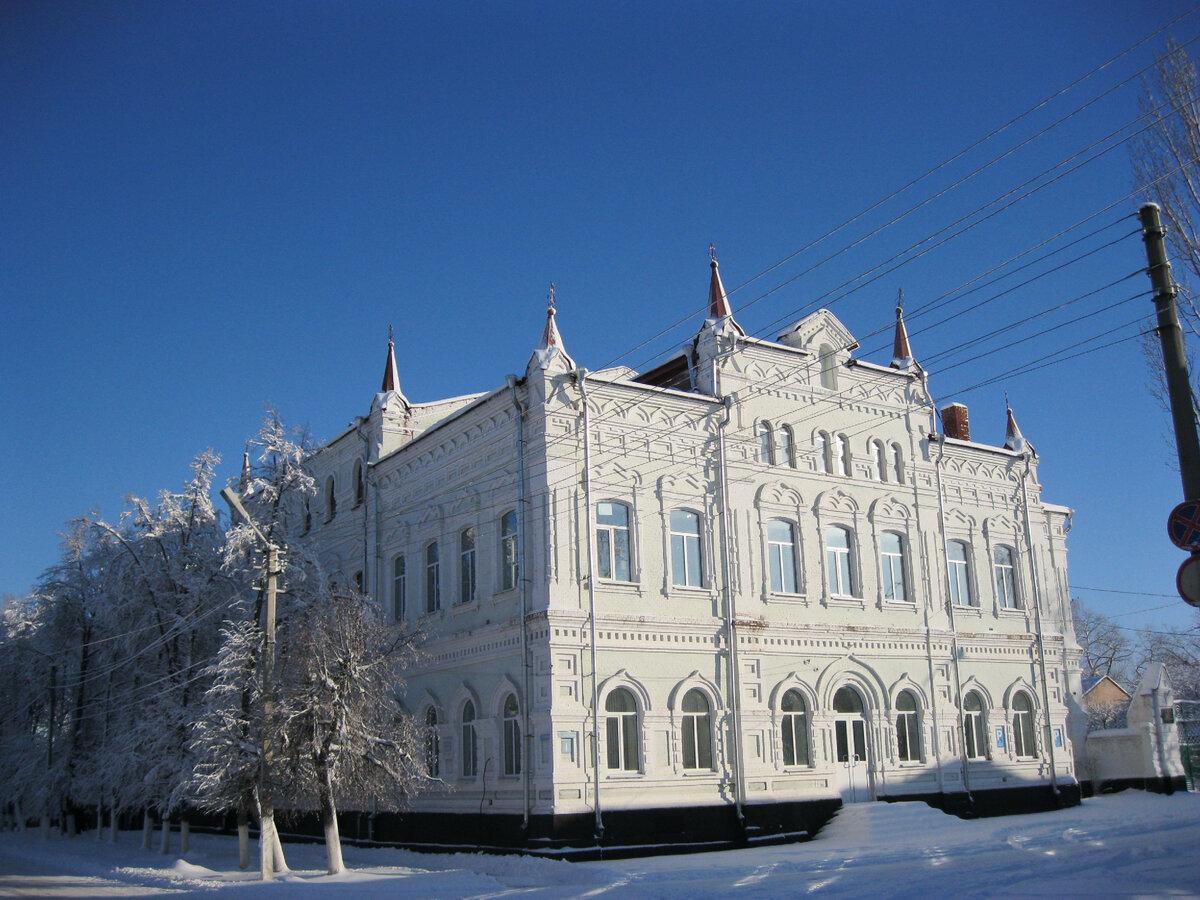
xmin=3 ymin=1 xmax=1198 ymax=637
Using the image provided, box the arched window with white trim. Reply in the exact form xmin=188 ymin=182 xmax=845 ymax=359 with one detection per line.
xmin=459 ymin=527 xmax=476 ymax=605
xmin=963 ymin=691 xmax=987 ymax=760
xmin=758 ymin=421 xmax=775 ymax=465
xmin=780 ymin=425 xmax=796 ymax=468
xmin=605 ymin=688 xmax=640 ymax=771
xmin=895 ymin=690 xmax=922 ymax=762
xmin=500 ymin=510 xmax=519 ymax=591
xmin=424 ymin=707 xmax=440 ymax=777
xmin=1012 ymin=691 xmax=1037 ymax=758
xmin=502 ymin=694 xmax=521 ymax=776
xmin=461 ymin=701 xmax=478 ymax=777
xmin=680 ymin=689 xmax=713 ymax=770
xmin=780 ymin=689 xmax=810 ymax=767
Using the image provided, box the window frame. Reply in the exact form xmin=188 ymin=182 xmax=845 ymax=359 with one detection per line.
xmin=767 ymin=518 xmax=800 ymax=595
xmin=879 ymin=531 xmax=908 ymax=603
xmin=596 ymin=501 xmax=633 ymax=582
xmin=325 ymin=475 xmax=337 ymax=522
xmin=963 ymin=691 xmax=987 ymax=760
xmin=459 ymin=526 xmax=476 ymax=605
xmin=424 ymin=707 xmax=440 ymax=777
xmin=947 ymin=540 xmax=973 ymax=607
xmin=502 ymin=694 xmax=522 ymax=776
xmin=670 ymin=509 xmax=704 ymax=589
xmin=825 ymin=525 xmax=855 ymax=597
xmin=780 ymin=424 xmax=796 ymax=468
xmin=425 ymin=541 xmax=440 ymax=614
xmin=392 ymin=554 xmax=406 ymax=621
xmin=680 ymin=689 xmax=713 ymax=771
xmin=993 ymin=545 xmax=1020 ymax=609
xmin=1011 ymin=691 xmax=1037 ymax=759
xmin=758 ymin=421 xmax=776 ymax=465
xmin=604 ymin=688 xmax=641 ymax=772
xmin=353 ymin=459 xmax=365 ymax=507
xmin=461 ymin=700 xmax=478 ymax=778
xmin=780 ymin=689 xmax=811 ymax=768
xmin=500 ymin=510 xmax=519 ymax=592
xmin=895 ymin=690 xmax=922 ymax=763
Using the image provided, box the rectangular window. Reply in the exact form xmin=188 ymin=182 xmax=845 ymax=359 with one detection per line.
xmin=767 ymin=519 xmax=798 ymax=593
xmin=826 ymin=526 xmax=853 ymax=596
xmin=880 ymin=532 xmax=906 ymax=602
xmin=459 ymin=527 xmax=476 ymax=605
xmin=670 ymin=510 xmax=703 ymax=587
xmin=425 ymin=542 xmax=440 ymax=613
xmin=947 ymin=541 xmax=972 ymax=606
xmin=596 ymin=502 xmax=632 ymax=581
xmin=501 ymin=511 xmax=519 ymax=591
xmin=994 ymin=546 xmax=1018 ymax=609
xmin=392 ymin=555 xmax=406 ymax=621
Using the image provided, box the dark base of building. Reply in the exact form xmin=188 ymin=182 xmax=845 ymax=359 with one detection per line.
xmin=1079 ymin=775 xmax=1188 ymax=798
xmin=879 ymin=782 xmax=1082 ymax=819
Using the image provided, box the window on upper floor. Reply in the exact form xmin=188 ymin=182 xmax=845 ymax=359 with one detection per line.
xmin=839 ymin=434 xmax=852 ymax=477
xmin=872 ymin=440 xmax=887 ymax=482
xmin=780 ymin=425 xmax=796 ymax=468
xmin=891 ymin=443 xmax=905 ymax=484
xmin=994 ymin=545 xmax=1020 ymax=609
xmin=424 ymin=707 xmax=440 ymax=777
xmin=947 ymin=541 xmax=972 ymax=607
xmin=819 ymin=432 xmax=835 ymax=475
xmin=767 ymin=519 xmax=799 ymax=594
xmin=459 ymin=527 xmax=476 ymax=605
xmin=605 ymin=688 xmax=640 ymax=771
xmin=758 ymin=421 xmax=776 ymax=465
xmin=1011 ymin=691 xmax=1037 ymax=758
xmin=963 ymin=691 xmax=987 ymax=760
xmin=896 ymin=690 xmax=922 ymax=762
xmin=825 ymin=525 xmax=855 ymax=596
xmin=501 ymin=510 xmax=519 ymax=592
xmin=880 ymin=532 xmax=907 ymax=603
xmin=461 ymin=701 xmax=478 ymax=777
xmin=325 ymin=475 xmax=337 ymax=522
xmin=670 ymin=509 xmax=704 ymax=588
xmin=425 ymin=542 xmax=440 ymax=614
xmin=780 ymin=689 xmax=811 ymax=767
xmin=680 ymin=689 xmax=713 ymax=770
xmin=596 ymin=501 xmax=633 ymax=582
xmin=353 ymin=459 xmax=365 ymax=507
xmin=502 ymin=694 xmax=521 ymax=776
xmin=392 ymin=555 xmax=406 ymax=621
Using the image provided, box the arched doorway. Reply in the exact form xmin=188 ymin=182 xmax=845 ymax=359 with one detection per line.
xmin=832 ymin=685 xmax=873 ymax=802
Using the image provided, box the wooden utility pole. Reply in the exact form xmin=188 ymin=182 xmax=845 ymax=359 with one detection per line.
xmin=1140 ymin=202 xmax=1200 ymax=500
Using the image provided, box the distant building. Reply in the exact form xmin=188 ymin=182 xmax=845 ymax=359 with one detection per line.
xmin=297 ymin=258 xmax=1084 ymax=850
xmin=1081 ymin=676 xmax=1132 ymax=709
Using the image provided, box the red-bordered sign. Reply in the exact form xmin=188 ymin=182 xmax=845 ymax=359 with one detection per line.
xmin=1168 ymin=501 xmax=1200 ymax=550
xmin=1177 ymin=555 xmax=1200 ymax=608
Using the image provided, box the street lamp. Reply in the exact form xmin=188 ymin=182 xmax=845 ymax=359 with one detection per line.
xmin=219 ymin=487 xmax=281 ymax=881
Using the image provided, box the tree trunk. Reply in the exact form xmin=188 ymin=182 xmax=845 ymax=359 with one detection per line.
xmin=159 ymin=815 xmax=170 ymax=854
xmin=318 ymin=766 xmax=344 ymax=875
xmin=271 ymin=826 xmax=287 ymax=873
xmin=180 ymin=818 xmax=189 ymax=855
xmin=237 ymin=807 xmax=249 ymax=870
xmin=259 ymin=812 xmax=278 ymax=880
xmin=141 ymin=810 xmax=153 ymax=849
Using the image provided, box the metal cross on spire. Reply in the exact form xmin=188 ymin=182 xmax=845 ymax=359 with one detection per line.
xmin=547 ymin=281 xmax=556 ymax=311
xmin=709 ymin=242 xmax=717 ymax=263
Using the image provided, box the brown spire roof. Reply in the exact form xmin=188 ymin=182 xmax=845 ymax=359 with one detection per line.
xmin=1004 ymin=401 xmax=1029 ymax=453
xmin=891 ymin=294 xmax=913 ymax=368
xmin=708 ymin=248 xmax=733 ymax=319
xmin=381 ymin=324 xmax=401 ymax=393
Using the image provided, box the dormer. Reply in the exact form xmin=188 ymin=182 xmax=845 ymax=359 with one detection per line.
xmin=777 ymin=309 xmax=858 ymax=389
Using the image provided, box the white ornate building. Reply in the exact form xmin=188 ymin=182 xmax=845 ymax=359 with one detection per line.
xmin=299 ymin=258 xmax=1084 ymax=850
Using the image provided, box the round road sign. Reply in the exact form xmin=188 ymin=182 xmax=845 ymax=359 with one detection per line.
xmin=1168 ymin=501 xmax=1200 ymax=550
xmin=1177 ymin=555 xmax=1200 ymax=608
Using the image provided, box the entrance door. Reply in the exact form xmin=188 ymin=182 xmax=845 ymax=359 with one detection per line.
xmin=832 ymin=686 xmax=872 ymax=803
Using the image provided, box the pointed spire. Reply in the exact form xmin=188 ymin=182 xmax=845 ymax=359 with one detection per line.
xmin=891 ymin=290 xmax=914 ymax=368
xmin=381 ymin=324 xmax=401 ymax=393
xmin=528 ymin=282 xmax=575 ymax=372
xmin=1004 ymin=395 xmax=1030 ymax=454
xmin=708 ymin=244 xmax=733 ymax=318
xmin=238 ymin=446 xmax=252 ymax=496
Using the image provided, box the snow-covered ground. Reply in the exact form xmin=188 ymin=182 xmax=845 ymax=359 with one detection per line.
xmin=0 ymin=792 xmax=1196 ymax=898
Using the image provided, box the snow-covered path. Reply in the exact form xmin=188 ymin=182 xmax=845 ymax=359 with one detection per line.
xmin=0 ymin=792 xmax=1196 ymax=898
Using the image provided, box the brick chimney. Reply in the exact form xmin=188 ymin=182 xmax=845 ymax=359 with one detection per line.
xmin=941 ymin=403 xmax=970 ymax=441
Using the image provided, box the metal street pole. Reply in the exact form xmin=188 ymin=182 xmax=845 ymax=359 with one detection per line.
xmin=1140 ymin=202 xmax=1200 ymax=500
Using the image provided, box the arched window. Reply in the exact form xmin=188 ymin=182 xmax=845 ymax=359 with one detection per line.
xmin=891 ymin=443 xmax=905 ymax=484
xmin=833 ymin=686 xmax=863 ymax=713
xmin=839 ymin=434 xmax=852 ymax=477
xmin=459 ymin=527 xmax=476 ymax=605
xmin=501 ymin=510 xmax=519 ymax=591
xmin=461 ymin=701 xmax=478 ymax=777
xmin=963 ymin=691 xmax=986 ymax=760
xmin=819 ymin=432 xmax=834 ymax=475
xmin=819 ymin=343 xmax=837 ymax=389
xmin=425 ymin=542 xmax=440 ymax=613
xmin=780 ymin=425 xmax=796 ymax=468
xmin=303 ymin=498 xmax=312 ymax=535
xmin=947 ymin=541 xmax=972 ymax=607
xmin=670 ymin=510 xmax=703 ymax=588
xmin=424 ymin=707 xmax=440 ymax=777
xmin=502 ymin=694 xmax=521 ymax=776
xmin=392 ymin=555 xmax=406 ymax=621
xmin=895 ymin=690 xmax=921 ymax=762
xmin=596 ymin=501 xmax=632 ymax=581
xmin=767 ymin=519 xmax=799 ymax=594
xmin=994 ymin=546 xmax=1019 ymax=609
xmin=825 ymin=525 xmax=854 ymax=596
xmin=354 ymin=459 xmax=365 ymax=507
xmin=873 ymin=440 xmax=887 ymax=482
xmin=780 ymin=689 xmax=810 ymax=766
xmin=325 ymin=475 xmax=337 ymax=522
xmin=605 ymin=688 xmax=639 ymax=771
xmin=880 ymin=532 xmax=907 ymax=603
xmin=680 ymin=689 xmax=713 ymax=770
xmin=758 ymin=421 xmax=776 ymax=465
xmin=1012 ymin=691 xmax=1037 ymax=758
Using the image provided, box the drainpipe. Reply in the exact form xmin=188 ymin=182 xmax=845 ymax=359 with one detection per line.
xmin=1019 ymin=455 xmax=1059 ymax=797
xmin=574 ymin=369 xmax=604 ymax=842
xmin=923 ymin=378 xmax=972 ymax=799
xmin=506 ymin=376 xmax=533 ymax=831
xmin=714 ymin=362 xmax=746 ymax=828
